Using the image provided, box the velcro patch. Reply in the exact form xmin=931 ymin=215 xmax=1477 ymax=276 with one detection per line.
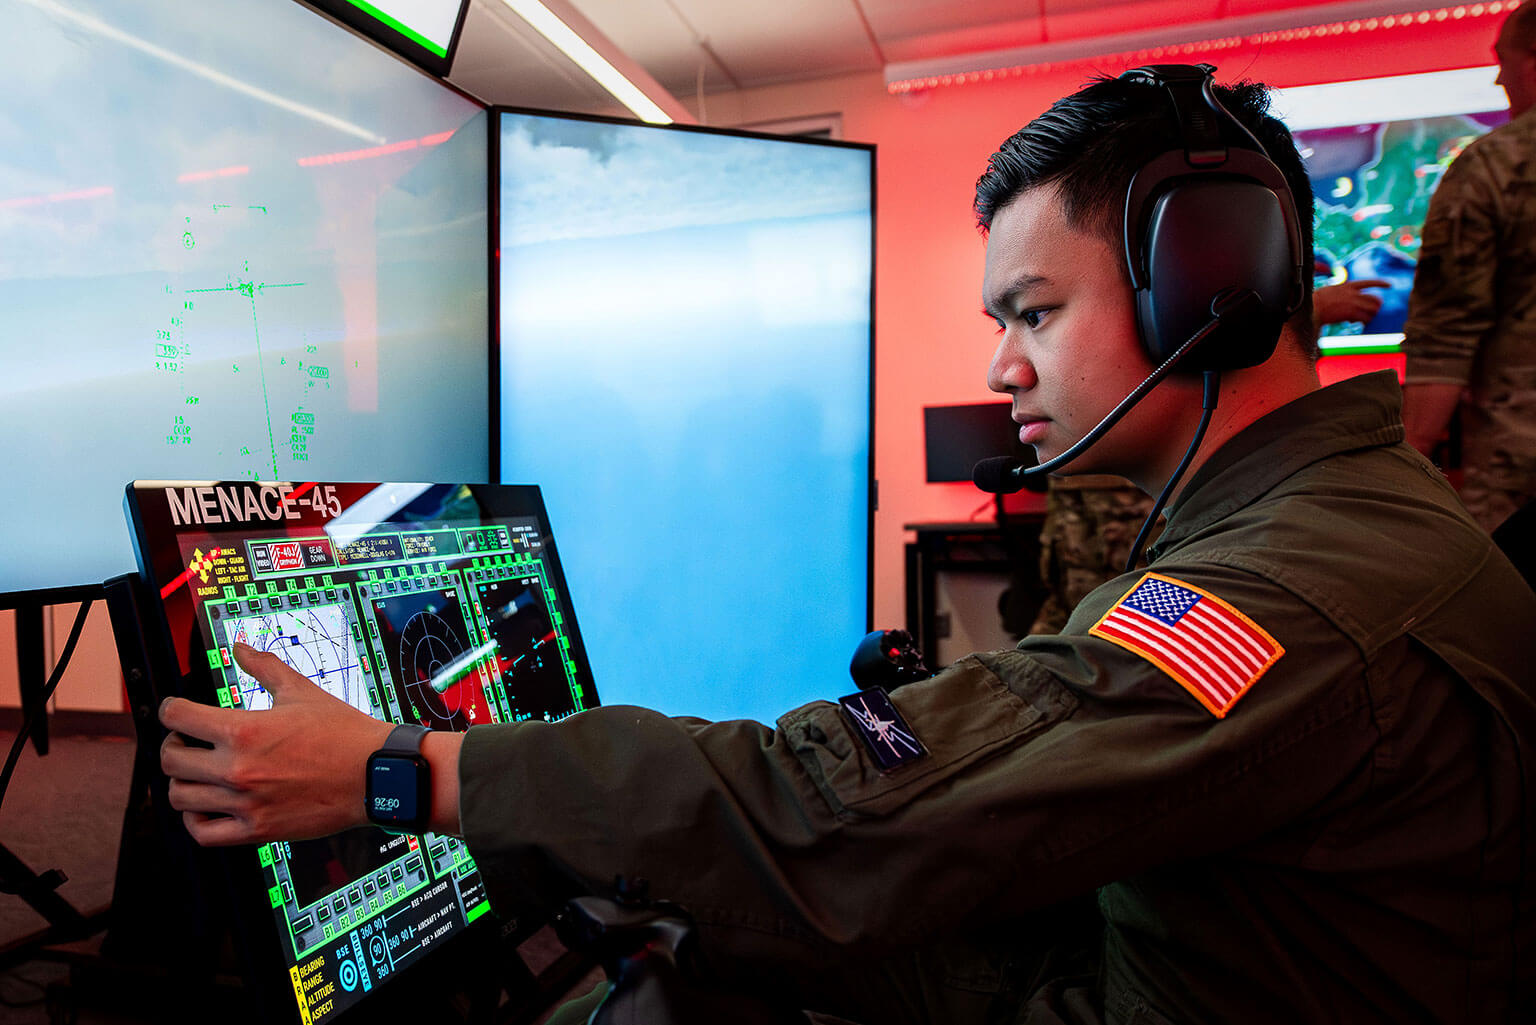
xmin=839 ymin=687 xmax=927 ymax=771
xmin=1089 ymin=572 xmax=1284 ymax=718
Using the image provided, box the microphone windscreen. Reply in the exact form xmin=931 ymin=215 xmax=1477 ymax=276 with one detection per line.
xmin=973 ymin=456 xmax=1022 ymax=494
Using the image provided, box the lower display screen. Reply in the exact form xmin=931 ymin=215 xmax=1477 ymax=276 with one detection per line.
xmin=126 ymin=481 xmax=597 ymax=1022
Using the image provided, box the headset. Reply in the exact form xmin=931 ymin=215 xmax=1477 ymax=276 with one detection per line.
xmin=975 ymin=63 xmax=1306 ymax=569
xmin=977 ymin=68 xmax=1304 ymax=474
xmin=1121 ymin=63 xmax=1306 ymax=371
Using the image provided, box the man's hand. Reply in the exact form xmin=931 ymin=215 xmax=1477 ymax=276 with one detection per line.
xmin=1314 ymin=278 xmax=1389 ymax=327
xmin=159 ymin=642 xmax=393 ymax=846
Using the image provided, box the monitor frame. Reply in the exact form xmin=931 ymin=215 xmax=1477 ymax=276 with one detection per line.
xmin=297 ymin=0 xmax=472 ymax=78
xmin=0 ymin=583 xmax=105 ymax=612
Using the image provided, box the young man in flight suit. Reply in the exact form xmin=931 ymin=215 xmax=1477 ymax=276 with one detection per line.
xmin=159 ymin=67 xmax=1536 ymax=1024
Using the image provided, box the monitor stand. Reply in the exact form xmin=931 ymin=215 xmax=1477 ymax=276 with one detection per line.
xmin=0 ymin=597 xmax=108 ymax=972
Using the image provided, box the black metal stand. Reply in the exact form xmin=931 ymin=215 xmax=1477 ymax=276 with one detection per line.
xmin=0 ymin=846 xmax=108 ymax=972
xmin=15 ymin=602 xmax=47 ymax=755
xmin=0 ymin=592 xmax=111 ymax=972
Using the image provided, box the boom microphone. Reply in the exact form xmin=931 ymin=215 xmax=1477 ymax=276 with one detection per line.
xmin=973 ymin=456 xmax=1029 ymax=493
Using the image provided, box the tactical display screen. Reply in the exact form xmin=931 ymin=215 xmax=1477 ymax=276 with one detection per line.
xmin=1272 ymin=66 xmax=1508 ymax=356
xmin=0 ymin=0 xmax=488 ymax=598
xmin=125 ymin=480 xmax=596 ymax=1023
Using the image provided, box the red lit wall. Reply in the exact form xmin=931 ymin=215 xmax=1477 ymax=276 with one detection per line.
xmin=698 ymin=9 xmax=1501 ymax=630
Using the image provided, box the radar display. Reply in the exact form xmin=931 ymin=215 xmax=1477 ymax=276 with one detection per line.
xmin=475 ymin=576 xmax=581 ymax=722
xmin=367 ymin=585 xmax=494 ymax=730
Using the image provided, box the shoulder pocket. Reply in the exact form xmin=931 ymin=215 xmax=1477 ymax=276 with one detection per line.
xmin=776 ymin=654 xmax=1077 ymax=820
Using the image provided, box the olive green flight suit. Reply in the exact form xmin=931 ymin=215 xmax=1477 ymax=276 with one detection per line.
xmin=460 ymin=372 xmax=1536 ymax=1025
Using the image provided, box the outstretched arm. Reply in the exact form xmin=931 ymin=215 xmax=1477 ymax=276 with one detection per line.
xmin=159 ymin=642 xmax=465 ymax=845
xmin=1313 ymin=278 xmax=1388 ymax=329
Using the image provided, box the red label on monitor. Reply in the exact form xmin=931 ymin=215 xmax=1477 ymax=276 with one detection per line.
xmin=270 ymin=542 xmax=305 ymax=572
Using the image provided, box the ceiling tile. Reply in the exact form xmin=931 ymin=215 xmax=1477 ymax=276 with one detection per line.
xmin=604 ymin=0 xmax=882 ymax=91
xmin=451 ymin=1 xmax=630 ymax=114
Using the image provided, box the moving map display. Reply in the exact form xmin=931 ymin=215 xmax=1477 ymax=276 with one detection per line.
xmin=216 ymin=597 xmax=372 ymax=713
xmin=126 ymin=481 xmax=597 ymax=1023
xmin=1272 ymin=67 xmax=1508 ymax=353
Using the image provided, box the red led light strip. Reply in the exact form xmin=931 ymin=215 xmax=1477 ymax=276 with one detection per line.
xmin=887 ymin=1 xmax=1517 ymax=94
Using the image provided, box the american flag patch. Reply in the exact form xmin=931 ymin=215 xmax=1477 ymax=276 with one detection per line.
xmin=1089 ymin=572 xmax=1283 ymax=718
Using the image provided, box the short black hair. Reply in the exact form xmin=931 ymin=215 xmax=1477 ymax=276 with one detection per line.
xmin=974 ymin=72 xmax=1316 ymax=342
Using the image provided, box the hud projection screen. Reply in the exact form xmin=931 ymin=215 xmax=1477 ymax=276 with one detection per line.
xmin=126 ymin=481 xmax=596 ymax=1023
xmin=1 ymin=0 xmax=487 ymax=595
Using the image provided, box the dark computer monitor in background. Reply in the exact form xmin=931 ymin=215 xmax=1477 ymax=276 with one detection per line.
xmin=123 ymin=480 xmax=597 ymax=1023
xmin=495 ymin=109 xmax=875 ymax=726
xmin=924 ymin=401 xmax=1042 ymax=490
xmin=0 ymin=0 xmax=489 ymax=604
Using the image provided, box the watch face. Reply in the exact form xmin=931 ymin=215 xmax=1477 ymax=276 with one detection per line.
xmin=368 ymin=755 xmax=426 ymax=826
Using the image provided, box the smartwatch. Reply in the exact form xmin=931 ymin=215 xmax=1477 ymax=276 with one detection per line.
xmin=365 ymin=723 xmax=431 ymax=834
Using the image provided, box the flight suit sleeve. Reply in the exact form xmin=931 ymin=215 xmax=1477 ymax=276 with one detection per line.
xmin=1403 ymin=144 xmax=1503 ymax=386
xmin=457 ymin=563 xmax=1376 ymax=979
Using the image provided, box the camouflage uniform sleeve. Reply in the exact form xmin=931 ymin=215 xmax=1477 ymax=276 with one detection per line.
xmin=1403 ymin=142 xmax=1504 ymax=386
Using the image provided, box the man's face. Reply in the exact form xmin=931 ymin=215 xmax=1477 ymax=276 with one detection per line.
xmin=983 ymin=184 xmax=1186 ymax=483
xmin=1495 ymin=19 xmax=1535 ymax=117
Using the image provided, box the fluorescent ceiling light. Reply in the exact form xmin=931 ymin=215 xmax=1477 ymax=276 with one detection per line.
xmin=497 ymin=0 xmax=673 ymax=124
xmin=20 ymin=0 xmax=384 ymax=143
xmin=1271 ymin=65 xmax=1503 ymax=130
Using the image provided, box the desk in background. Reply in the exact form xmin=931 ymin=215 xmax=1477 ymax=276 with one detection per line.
xmin=904 ymin=514 xmax=1046 ymax=667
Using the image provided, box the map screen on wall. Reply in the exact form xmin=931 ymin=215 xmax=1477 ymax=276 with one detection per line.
xmin=1 ymin=0 xmax=488 ymax=597
xmin=1273 ymin=66 xmax=1507 ymax=354
xmin=125 ymin=480 xmax=596 ymax=1023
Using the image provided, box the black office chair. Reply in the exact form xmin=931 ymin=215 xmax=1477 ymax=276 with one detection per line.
xmin=1491 ymin=500 xmax=1536 ymax=592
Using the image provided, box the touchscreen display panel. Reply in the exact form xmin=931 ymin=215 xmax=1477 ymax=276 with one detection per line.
xmin=125 ymin=480 xmax=596 ymax=1023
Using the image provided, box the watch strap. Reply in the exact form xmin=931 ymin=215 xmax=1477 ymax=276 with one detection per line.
xmin=379 ymin=723 xmax=429 ymax=755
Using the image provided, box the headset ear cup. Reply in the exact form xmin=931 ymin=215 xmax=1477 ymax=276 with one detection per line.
xmin=1137 ymin=178 xmax=1295 ymax=370
xmin=1119 ymin=67 xmax=1305 ymax=372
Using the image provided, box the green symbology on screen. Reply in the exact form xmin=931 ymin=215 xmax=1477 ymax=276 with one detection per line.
xmin=154 ymin=206 xmax=323 ymax=480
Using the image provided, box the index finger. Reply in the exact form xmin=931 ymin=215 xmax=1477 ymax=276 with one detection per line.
xmin=159 ymin=694 xmax=235 ymax=746
xmin=231 ymin=641 xmax=317 ymax=698
xmin=1348 ymin=278 xmax=1390 ymax=290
